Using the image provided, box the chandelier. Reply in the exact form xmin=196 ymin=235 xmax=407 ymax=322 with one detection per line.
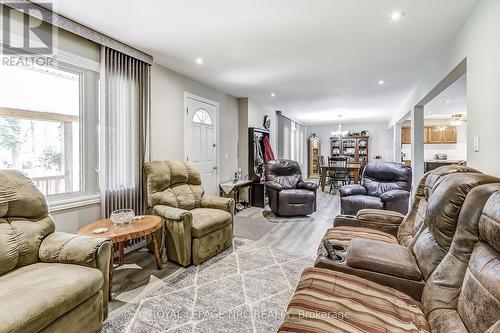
xmin=331 ymin=114 xmax=349 ymax=138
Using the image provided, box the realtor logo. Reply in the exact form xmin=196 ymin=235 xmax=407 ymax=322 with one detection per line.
xmin=2 ymin=1 xmax=53 ymax=55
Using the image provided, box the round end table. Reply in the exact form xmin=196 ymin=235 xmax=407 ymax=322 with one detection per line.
xmin=78 ymin=215 xmax=163 ymax=300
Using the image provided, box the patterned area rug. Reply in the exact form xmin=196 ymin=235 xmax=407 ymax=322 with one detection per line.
xmin=103 ymin=238 xmax=314 ymax=333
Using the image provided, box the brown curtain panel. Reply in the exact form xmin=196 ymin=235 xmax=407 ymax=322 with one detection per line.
xmin=101 ymin=47 xmax=151 ymax=217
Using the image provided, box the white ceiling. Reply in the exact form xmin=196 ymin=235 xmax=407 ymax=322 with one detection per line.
xmin=425 ymin=74 xmax=467 ymax=120
xmin=45 ymin=0 xmax=478 ymax=124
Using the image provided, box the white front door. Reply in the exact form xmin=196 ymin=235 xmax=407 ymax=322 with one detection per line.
xmin=185 ymin=95 xmax=218 ymax=196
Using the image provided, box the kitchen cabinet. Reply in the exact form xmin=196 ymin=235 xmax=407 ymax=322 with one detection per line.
xmin=401 ymin=126 xmax=457 ymax=144
xmin=402 ymin=127 xmax=411 ymax=144
xmin=441 ymin=127 xmax=457 ymax=143
xmin=427 ymin=127 xmax=443 ymax=143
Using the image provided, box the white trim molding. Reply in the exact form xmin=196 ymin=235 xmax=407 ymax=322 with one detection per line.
xmin=49 ymin=194 xmax=100 ymax=212
xmin=2 ymin=0 xmax=153 ymax=64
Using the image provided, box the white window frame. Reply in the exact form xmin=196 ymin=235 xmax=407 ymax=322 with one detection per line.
xmin=0 ymin=33 xmax=101 ymax=211
xmin=46 ymin=61 xmax=100 ymax=211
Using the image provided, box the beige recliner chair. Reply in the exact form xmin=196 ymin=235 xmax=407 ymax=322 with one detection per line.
xmin=0 ymin=169 xmax=112 ymax=333
xmin=144 ymin=160 xmax=235 ymax=266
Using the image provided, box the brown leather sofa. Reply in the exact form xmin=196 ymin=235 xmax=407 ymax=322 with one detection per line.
xmin=316 ymin=166 xmax=499 ymax=300
xmin=340 ymin=162 xmax=412 ymax=215
xmin=265 ymin=159 xmax=317 ymax=216
xmin=0 ymin=170 xmax=112 ymax=333
xmin=279 ymin=184 xmax=500 ymax=332
xmin=144 ymin=160 xmax=235 ymax=266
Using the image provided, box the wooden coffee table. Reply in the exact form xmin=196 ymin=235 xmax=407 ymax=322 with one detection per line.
xmin=78 ymin=215 xmax=163 ymax=300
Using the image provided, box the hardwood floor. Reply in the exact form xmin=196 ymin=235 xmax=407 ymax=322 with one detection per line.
xmin=237 ymin=189 xmax=340 ymax=257
xmin=109 ymin=187 xmax=340 ymax=311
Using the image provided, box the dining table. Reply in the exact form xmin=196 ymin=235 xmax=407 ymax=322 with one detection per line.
xmin=319 ymin=163 xmax=362 ymax=192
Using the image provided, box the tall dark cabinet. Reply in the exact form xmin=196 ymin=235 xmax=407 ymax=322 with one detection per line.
xmin=248 ymin=127 xmax=270 ymax=208
xmin=330 ymin=136 xmax=369 ymax=164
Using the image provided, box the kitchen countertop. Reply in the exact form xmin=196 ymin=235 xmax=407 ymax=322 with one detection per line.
xmin=424 ymin=160 xmax=466 ymax=164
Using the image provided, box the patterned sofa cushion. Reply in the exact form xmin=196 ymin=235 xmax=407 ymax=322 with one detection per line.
xmin=278 ymin=267 xmax=430 ymax=333
xmin=317 ymin=226 xmax=398 ymax=256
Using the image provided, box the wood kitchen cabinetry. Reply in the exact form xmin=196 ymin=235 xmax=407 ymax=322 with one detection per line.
xmin=402 ymin=127 xmax=411 ymax=144
xmin=441 ymin=127 xmax=457 ymax=143
xmin=427 ymin=127 xmax=443 ymax=143
xmin=401 ymin=126 xmax=457 ymax=144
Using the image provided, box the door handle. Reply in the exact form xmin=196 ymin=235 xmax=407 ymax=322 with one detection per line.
xmin=213 ymin=166 xmax=218 ymax=170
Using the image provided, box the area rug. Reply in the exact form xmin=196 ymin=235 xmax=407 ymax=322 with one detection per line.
xmin=103 ymin=238 xmax=314 ymax=333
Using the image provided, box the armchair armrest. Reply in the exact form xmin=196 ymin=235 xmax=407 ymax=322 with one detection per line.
xmin=39 ymin=232 xmax=112 ymax=317
xmin=380 ymin=189 xmax=410 ymax=202
xmin=151 ymin=205 xmax=192 ymax=266
xmin=201 ymin=195 xmax=235 ymax=214
xmin=339 ymin=184 xmax=367 ymax=197
xmin=265 ymin=181 xmax=283 ymax=191
xmin=356 ymin=209 xmax=405 ymax=225
xmin=297 ymin=181 xmax=318 ymax=191
xmin=39 ymin=232 xmax=111 ymax=268
xmin=153 ymin=205 xmax=191 ymax=221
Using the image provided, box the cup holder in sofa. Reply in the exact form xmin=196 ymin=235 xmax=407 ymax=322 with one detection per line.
xmin=330 ymin=243 xmax=347 ymax=252
xmin=322 ymin=240 xmax=347 ymax=262
xmin=329 ymin=253 xmax=345 ymax=262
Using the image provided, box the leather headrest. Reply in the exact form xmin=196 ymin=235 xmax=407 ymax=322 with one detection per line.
xmin=362 ymin=162 xmax=412 ymax=186
xmin=426 ymin=173 xmax=500 ymax=249
xmin=265 ymin=159 xmax=302 ymax=178
xmin=424 ymin=165 xmax=481 ymax=199
xmin=479 ymin=189 xmax=500 ymax=252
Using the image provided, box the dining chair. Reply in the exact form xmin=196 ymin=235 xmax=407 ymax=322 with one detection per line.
xmin=317 ymin=155 xmax=327 ymax=187
xmin=328 ymin=156 xmax=350 ymax=194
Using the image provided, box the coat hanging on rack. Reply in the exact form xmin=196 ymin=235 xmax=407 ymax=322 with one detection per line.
xmin=263 ymin=135 xmax=275 ymax=162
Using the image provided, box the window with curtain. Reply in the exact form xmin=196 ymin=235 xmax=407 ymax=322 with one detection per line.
xmin=277 ymin=111 xmax=306 ymax=172
xmin=101 ymin=47 xmax=151 ymax=217
xmin=0 ymin=59 xmax=99 ymax=203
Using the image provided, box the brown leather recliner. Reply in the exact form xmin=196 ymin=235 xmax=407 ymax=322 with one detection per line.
xmin=316 ymin=166 xmax=500 ymax=300
xmin=265 ymin=159 xmax=317 ymax=216
xmin=340 ymin=162 xmax=412 ymax=215
xmin=279 ymin=184 xmax=500 ymax=332
xmin=322 ymin=165 xmax=481 ymax=246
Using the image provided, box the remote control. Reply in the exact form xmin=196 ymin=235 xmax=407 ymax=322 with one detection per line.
xmin=323 ymin=239 xmax=338 ymax=260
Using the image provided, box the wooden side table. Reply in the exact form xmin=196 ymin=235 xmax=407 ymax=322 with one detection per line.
xmin=78 ymin=215 xmax=163 ymax=300
xmin=219 ymin=179 xmax=254 ymax=212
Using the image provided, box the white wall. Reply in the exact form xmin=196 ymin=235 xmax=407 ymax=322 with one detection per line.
xmin=151 ymin=63 xmax=239 ymax=184
xmin=51 ymin=204 xmax=101 ymax=233
xmin=306 ymin=122 xmax=394 ymax=173
xmin=391 ymin=0 xmax=500 ymax=176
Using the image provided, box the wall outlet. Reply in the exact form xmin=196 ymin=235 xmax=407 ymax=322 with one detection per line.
xmin=473 ymin=136 xmax=480 ymax=152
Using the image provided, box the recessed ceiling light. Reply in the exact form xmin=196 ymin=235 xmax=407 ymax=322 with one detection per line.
xmin=270 ymin=92 xmax=276 ymax=97
xmin=445 ymin=99 xmax=451 ymax=104
xmin=390 ymin=11 xmax=405 ymax=22
xmin=195 ymin=57 xmax=204 ymax=65
xmin=378 ymin=80 xmax=385 ymax=85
